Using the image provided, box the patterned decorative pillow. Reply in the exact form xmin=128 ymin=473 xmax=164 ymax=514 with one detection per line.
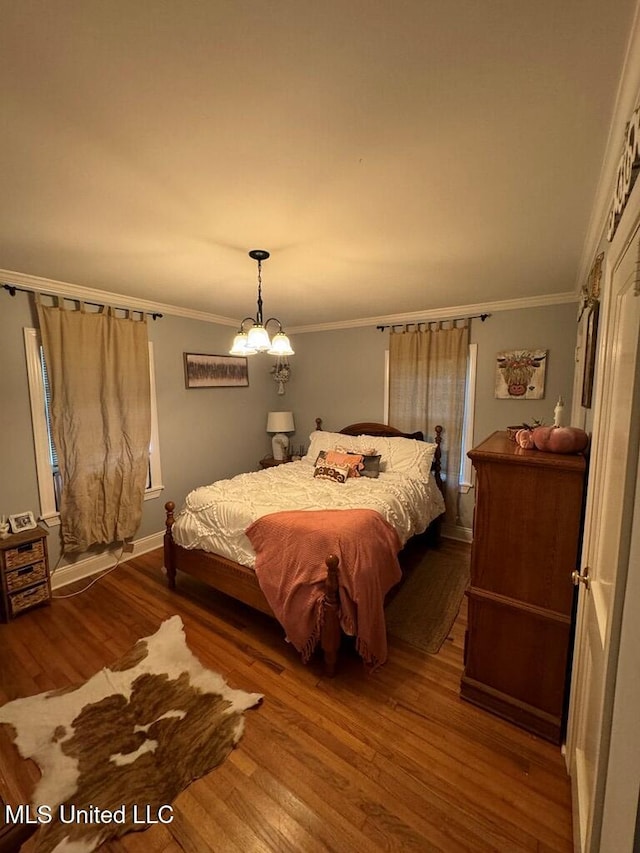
xmin=313 ymin=458 xmax=351 ymax=484
xmin=314 ymin=450 xmax=363 ymax=478
xmin=324 ymin=450 xmax=364 ymax=477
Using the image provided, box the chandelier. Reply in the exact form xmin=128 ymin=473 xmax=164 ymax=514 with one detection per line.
xmin=229 ymin=250 xmax=294 ymax=356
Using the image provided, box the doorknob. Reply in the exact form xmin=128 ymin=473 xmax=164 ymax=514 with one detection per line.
xmin=571 ymin=566 xmax=591 ymax=590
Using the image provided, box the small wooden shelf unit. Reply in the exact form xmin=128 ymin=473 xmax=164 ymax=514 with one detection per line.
xmin=0 ymin=527 xmax=51 ymax=621
xmin=461 ymin=431 xmax=586 ymax=743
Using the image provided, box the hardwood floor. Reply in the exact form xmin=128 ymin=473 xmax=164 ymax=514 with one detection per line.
xmin=0 ymin=541 xmax=573 ymax=852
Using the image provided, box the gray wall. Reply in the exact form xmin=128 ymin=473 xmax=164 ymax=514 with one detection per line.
xmin=471 ymin=302 xmax=579 ymax=445
xmin=0 ymin=289 xmax=578 ymax=570
xmin=285 ymin=325 xmax=390 ymax=438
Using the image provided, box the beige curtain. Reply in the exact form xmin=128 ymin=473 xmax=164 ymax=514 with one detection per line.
xmin=389 ymin=323 xmax=469 ymax=523
xmin=37 ymin=299 xmax=151 ymax=553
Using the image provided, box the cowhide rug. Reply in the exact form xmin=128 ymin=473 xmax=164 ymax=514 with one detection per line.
xmin=0 ymin=615 xmax=262 ymax=852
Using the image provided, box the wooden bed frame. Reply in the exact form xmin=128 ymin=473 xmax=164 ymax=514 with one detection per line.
xmin=163 ymin=420 xmax=444 ymax=675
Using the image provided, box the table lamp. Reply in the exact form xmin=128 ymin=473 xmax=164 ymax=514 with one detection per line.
xmin=267 ymin=411 xmax=295 ymax=460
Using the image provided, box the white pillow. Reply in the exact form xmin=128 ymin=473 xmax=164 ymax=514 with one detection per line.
xmin=366 ymin=435 xmax=437 ymax=480
xmin=305 ymin=430 xmax=363 ymax=462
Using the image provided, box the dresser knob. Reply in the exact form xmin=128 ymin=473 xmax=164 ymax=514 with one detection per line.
xmin=571 ymin=567 xmax=591 ymax=590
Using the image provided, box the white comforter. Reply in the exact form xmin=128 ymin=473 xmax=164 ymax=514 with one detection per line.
xmin=172 ymin=458 xmax=445 ymax=568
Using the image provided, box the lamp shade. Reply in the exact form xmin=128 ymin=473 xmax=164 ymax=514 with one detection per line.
xmin=266 ymin=411 xmax=295 ymax=433
xmin=267 ymin=332 xmax=295 ymax=356
xmin=229 ymin=331 xmax=251 ymax=355
xmin=246 ymin=325 xmax=271 ymax=352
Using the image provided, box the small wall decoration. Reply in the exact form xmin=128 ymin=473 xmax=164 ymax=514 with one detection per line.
xmin=579 ymin=251 xmax=604 ymax=409
xmin=581 ymin=301 xmax=600 ymax=408
xmin=184 ymin=353 xmax=249 ymax=388
xmin=9 ymin=511 xmax=37 ymax=533
xmin=271 ymin=357 xmax=291 ymax=395
xmin=495 ymin=349 xmax=547 ymax=399
xmin=578 ymin=251 xmax=603 ymax=321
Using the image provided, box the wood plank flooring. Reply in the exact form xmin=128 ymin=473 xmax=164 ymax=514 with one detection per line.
xmin=0 ymin=541 xmax=573 ymax=852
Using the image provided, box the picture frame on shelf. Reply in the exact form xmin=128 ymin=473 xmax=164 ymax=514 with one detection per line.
xmin=184 ymin=353 xmax=249 ymax=388
xmin=9 ymin=511 xmax=37 ymax=533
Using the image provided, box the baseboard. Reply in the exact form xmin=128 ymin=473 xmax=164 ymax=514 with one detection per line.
xmin=441 ymin=523 xmax=473 ymax=543
xmin=460 ymin=674 xmax=561 ymax=744
xmin=50 ymin=531 xmax=164 ymax=590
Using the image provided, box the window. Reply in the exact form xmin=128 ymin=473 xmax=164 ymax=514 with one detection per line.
xmin=384 ymin=342 xmax=477 ymax=493
xmin=24 ymin=329 xmax=163 ymax=526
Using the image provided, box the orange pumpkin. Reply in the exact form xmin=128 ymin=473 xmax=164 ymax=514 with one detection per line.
xmin=515 ymin=428 xmax=535 ymax=449
xmin=532 ymin=425 xmax=589 ymax=454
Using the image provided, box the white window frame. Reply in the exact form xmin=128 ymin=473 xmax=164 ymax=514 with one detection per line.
xmin=459 ymin=342 xmax=478 ymax=493
xmin=24 ymin=329 xmax=163 ymax=527
xmin=384 ymin=342 xmax=477 ymax=492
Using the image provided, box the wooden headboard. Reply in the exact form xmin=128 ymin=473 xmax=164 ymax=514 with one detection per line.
xmin=314 ymin=417 xmax=444 ymax=494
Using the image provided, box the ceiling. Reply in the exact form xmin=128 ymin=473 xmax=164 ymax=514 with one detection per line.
xmin=1 ymin=1 xmax=636 ymax=329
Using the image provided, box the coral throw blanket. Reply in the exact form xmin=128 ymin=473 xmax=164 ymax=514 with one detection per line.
xmin=245 ymin=509 xmax=402 ymax=670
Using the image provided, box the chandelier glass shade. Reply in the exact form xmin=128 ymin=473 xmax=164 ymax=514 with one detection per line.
xmin=229 ymin=250 xmax=294 ymax=356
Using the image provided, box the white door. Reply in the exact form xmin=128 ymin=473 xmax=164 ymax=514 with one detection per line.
xmin=567 ymin=213 xmax=640 ymax=852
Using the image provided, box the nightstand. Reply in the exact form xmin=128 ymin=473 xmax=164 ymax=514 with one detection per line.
xmin=0 ymin=527 xmax=51 ymax=622
xmin=259 ymin=456 xmax=292 ymax=469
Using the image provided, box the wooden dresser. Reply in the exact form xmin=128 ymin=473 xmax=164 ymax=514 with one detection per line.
xmin=0 ymin=527 xmax=51 ymax=622
xmin=461 ymin=431 xmax=586 ymax=743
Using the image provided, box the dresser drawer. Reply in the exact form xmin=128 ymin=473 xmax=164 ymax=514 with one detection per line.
xmin=5 ymin=560 xmax=48 ymax=592
xmin=5 ymin=539 xmax=45 ymax=570
xmin=8 ymin=582 xmax=50 ymax=617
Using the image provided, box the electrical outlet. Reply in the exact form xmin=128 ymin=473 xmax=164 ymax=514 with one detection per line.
xmin=122 ymin=542 xmax=135 ymax=553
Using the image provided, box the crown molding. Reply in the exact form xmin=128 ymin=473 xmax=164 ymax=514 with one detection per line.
xmin=2 ymin=268 xmax=577 ymax=335
xmin=288 ymin=291 xmax=577 ymax=334
xmin=575 ymin=0 xmax=640 ymax=291
xmin=0 ymin=268 xmax=238 ymax=327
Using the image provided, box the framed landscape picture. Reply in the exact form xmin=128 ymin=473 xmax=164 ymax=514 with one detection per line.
xmin=184 ymin=353 xmax=249 ymax=388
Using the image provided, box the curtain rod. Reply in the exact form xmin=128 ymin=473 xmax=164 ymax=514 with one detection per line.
xmin=376 ymin=312 xmax=490 ymax=332
xmin=2 ymin=283 xmax=164 ymax=320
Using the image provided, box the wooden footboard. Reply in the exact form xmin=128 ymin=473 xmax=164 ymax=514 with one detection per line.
xmin=164 ymin=502 xmax=342 ymax=676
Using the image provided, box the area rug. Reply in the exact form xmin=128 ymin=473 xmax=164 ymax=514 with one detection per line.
xmin=0 ymin=615 xmax=262 ymax=853
xmin=386 ymin=543 xmax=470 ymax=654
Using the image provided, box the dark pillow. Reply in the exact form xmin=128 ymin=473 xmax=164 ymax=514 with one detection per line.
xmin=345 ymin=451 xmax=381 ymax=478
xmin=360 ymin=453 xmax=381 ymax=478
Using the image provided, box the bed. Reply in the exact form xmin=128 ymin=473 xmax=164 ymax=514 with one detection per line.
xmin=163 ymin=420 xmax=445 ymax=675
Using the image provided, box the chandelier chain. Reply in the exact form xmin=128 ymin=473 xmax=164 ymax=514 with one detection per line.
xmin=256 ymin=258 xmax=264 ymax=325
